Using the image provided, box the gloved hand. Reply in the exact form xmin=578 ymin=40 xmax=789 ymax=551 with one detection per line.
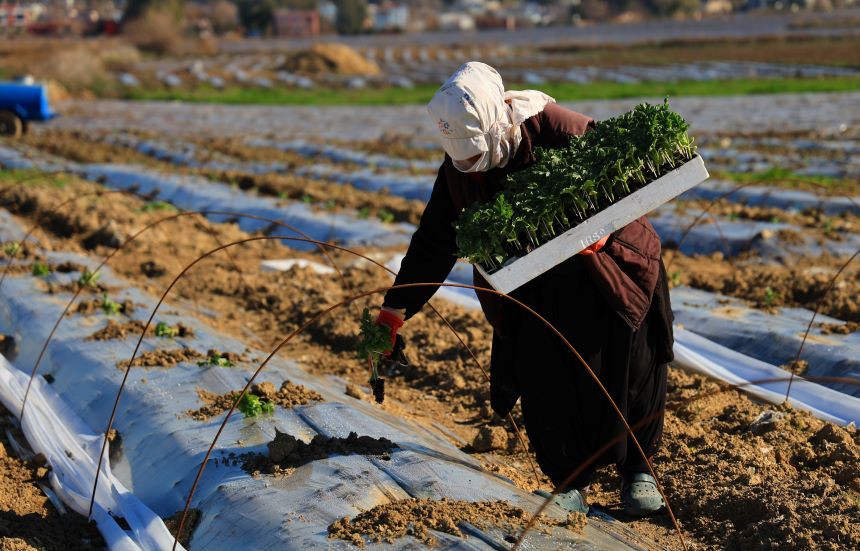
xmin=579 ymin=234 xmax=610 ymax=256
xmin=375 ymin=308 xmax=404 ymax=356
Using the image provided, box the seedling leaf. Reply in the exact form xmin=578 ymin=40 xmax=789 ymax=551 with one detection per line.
xmin=3 ymin=242 xmax=20 ymax=256
xmin=197 ymin=352 xmax=234 ymax=368
xmin=32 ymin=262 xmax=51 ymax=277
xmin=77 ymin=269 xmax=101 ymax=288
xmin=102 ymin=294 xmax=121 ymax=315
xmin=238 ymin=393 xmax=275 ymax=417
xmin=155 ymin=321 xmax=178 ymax=338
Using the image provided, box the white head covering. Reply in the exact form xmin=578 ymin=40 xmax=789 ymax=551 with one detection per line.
xmin=428 ymin=62 xmax=555 ymax=173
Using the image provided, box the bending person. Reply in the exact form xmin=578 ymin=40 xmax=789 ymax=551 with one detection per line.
xmin=376 ymin=62 xmax=674 ymax=517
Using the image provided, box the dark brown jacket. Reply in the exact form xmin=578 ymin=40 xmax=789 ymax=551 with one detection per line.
xmin=384 ymin=103 xmax=673 ymax=357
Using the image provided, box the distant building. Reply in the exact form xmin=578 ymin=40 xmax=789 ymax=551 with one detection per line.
xmin=438 ymin=12 xmax=475 ymax=31
xmin=475 ymin=13 xmax=515 ymax=30
xmin=369 ymin=2 xmax=408 ymax=32
xmin=273 ymin=9 xmax=320 ymax=37
xmin=0 ymin=2 xmax=34 ymax=29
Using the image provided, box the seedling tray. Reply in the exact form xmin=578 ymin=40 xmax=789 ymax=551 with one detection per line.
xmin=475 ymin=155 xmax=709 ymax=294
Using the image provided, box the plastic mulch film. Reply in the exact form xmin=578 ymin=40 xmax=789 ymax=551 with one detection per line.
xmin=0 ymin=224 xmax=637 ymax=550
xmin=0 ymin=355 xmax=185 ymax=551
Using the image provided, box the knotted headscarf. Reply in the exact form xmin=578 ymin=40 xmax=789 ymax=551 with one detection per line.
xmin=428 ymin=62 xmax=555 ymax=173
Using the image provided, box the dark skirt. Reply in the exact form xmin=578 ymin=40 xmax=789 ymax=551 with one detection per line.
xmin=490 ymin=255 xmax=668 ymax=489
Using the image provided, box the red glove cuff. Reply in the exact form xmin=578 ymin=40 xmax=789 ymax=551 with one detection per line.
xmin=579 ymin=235 xmax=610 ymax=256
xmin=376 ymin=309 xmax=404 ymax=331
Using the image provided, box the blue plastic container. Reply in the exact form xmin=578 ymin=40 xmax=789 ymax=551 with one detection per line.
xmin=0 ymin=83 xmax=57 ymax=122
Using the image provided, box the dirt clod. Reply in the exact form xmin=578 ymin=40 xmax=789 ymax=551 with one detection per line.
xmin=749 ymin=410 xmax=786 ymax=435
xmin=472 ymin=426 xmax=511 ymax=452
xmin=140 ymin=260 xmax=166 ymax=278
xmin=242 ymin=429 xmax=396 ymax=476
xmin=119 ymin=348 xmax=204 ymax=368
xmin=163 ymin=508 xmax=202 ymax=549
xmin=327 ymin=498 xmax=583 ymax=547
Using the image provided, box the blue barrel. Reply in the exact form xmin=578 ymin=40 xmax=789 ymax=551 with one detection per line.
xmin=0 ymin=83 xmax=57 ymax=122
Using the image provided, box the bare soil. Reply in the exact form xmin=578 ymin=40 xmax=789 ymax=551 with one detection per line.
xmin=21 ymin=129 xmax=425 ymax=225
xmin=327 ymin=497 xmax=585 ymax=547
xmin=665 ymin=250 xmax=860 ymax=325
xmin=1 ymin=174 xmax=858 ymax=549
xmin=0 ymin=412 xmax=105 ymax=550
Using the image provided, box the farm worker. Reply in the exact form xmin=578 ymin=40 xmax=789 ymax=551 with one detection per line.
xmin=376 ymin=62 xmax=674 ymax=517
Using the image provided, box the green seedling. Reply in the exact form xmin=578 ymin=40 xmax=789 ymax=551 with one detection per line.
xmin=324 ymin=199 xmax=337 ymax=211
xmin=32 ymin=262 xmax=51 ymax=277
xmin=301 ymin=194 xmax=314 ymax=204
xmin=763 ymin=286 xmax=779 ymax=308
xmin=139 ymin=201 xmax=177 ymax=213
xmin=155 ymin=321 xmax=178 ymax=338
xmin=357 ymin=207 xmax=371 ymax=219
xmin=377 ymin=209 xmax=395 ymax=223
xmin=101 ymin=294 xmax=121 ymax=315
xmin=356 ymin=308 xmax=393 ymax=403
xmin=77 ymin=269 xmax=101 ymax=288
xmin=197 ymin=352 xmax=234 ymax=368
xmin=238 ymin=393 xmax=275 ymax=417
xmin=454 ymin=99 xmax=697 ymax=271
xmin=3 ymin=242 xmax=20 ymax=256
xmin=822 ymin=218 xmax=834 ymax=235
xmin=670 ymin=271 xmax=682 ymax=286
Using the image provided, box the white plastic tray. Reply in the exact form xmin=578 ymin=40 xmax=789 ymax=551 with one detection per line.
xmin=475 ymin=155 xmax=709 ymax=294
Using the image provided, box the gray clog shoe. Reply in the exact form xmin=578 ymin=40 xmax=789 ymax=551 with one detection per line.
xmin=533 ymin=488 xmax=589 ymax=515
xmin=621 ymin=472 xmax=666 ymax=517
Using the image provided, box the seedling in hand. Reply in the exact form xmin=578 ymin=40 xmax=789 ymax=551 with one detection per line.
xmin=32 ymin=262 xmax=51 ymax=277
xmin=356 ymin=308 xmax=392 ymax=403
xmin=237 ymin=393 xmax=275 ymax=417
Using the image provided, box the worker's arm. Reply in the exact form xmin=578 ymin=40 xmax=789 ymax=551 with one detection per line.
xmin=382 ymin=163 xmax=459 ymax=320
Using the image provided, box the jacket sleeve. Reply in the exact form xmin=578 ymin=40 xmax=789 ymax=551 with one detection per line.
xmin=581 ymin=216 xmax=663 ymax=331
xmin=382 ymin=164 xmax=459 ymax=319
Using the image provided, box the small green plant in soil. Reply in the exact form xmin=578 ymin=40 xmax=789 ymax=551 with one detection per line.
xmin=763 ymin=286 xmax=779 ymax=308
xmin=377 ymin=209 xmax=395 ymax=223
xmin=155 ymin=321 xmax=179 ymax=338
xmin=139 ymin=200 xmax=177 ymax=213
xmin=237 ymin=393 xmax=275 ymax=417
xmin=3 ymin=242 xmax=20 ymax=256
xmin=31 ymin=262 xmax=51 ymax=277
xmin=670 ymin=270 xmax=682 ymax=287
xmin=356 ymin=308 xmax=392 ymax=403
xmin=101 ymin=294 xmax=121 ymax=315
xmin=197 ymin=352 xmax=234 ymax=368
xmin=356 ymin=207 xmax=370 ymax=219
xmin=454 ymin=99 xmax=697 ymax=271
xmin=77 ymin=269 xmax=101 ymax=288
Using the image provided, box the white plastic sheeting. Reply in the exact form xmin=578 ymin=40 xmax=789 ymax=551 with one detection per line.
xmin=0 ymin=355 xmax=184 ymax=551
xmin=673 ymin=327 xmax=860 ymax=427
